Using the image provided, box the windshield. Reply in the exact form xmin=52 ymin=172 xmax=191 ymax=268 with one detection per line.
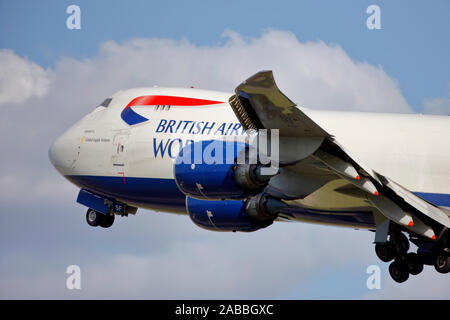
xmin=98 ymin=98 xmax=112 ymax=108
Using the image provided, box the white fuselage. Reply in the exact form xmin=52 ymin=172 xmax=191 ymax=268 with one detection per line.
xmin=49 ymin=87 xmax=450 ymax=214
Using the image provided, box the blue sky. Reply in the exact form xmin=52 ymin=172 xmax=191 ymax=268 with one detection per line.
xmin=0 ymin=0 xmax=449 ymax=299
xmin=1 ymin=0 xmax=449 ymax=111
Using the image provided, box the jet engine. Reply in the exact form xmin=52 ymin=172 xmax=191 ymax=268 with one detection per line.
xmin=174 ymin=140 xmax=273 ymax=200
xmin=186 ymin=193 xmax=286 ymax=232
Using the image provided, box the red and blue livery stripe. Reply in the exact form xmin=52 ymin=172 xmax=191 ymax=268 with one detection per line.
xmin=121 ymin=95 xmax=224 ymax=125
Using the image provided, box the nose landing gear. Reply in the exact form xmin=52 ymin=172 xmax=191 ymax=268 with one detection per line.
xmin=77 ymin=189 xmax=138 ymax=229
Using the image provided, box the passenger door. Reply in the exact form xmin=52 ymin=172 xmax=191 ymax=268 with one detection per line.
xmin=111 ymin=131 xmax=130 ymax=182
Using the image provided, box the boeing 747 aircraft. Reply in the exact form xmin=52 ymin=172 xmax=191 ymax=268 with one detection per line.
xmin=49 ymin=71 xmax=450 ymax=283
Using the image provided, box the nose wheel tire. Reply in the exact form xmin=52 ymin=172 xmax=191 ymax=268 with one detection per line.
xmin=86 ymin=209 xmax=102 ymax=227
xmin=389 ymin=260 xmax=410 ymax=283
xmin=100 ymin=213 xmax=115 ymax=228
xmin=86 ymin=209 xmax=115 ymax=228
xmin=434 ymin=254 xmax=450 ymax=274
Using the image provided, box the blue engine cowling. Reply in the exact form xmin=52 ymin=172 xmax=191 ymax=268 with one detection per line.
xmin=186 ymin=195 xmax=286 ymax=232
xmin=174 ymin=140 xmax=266 ymax=200
xmin=186 ymin=196 xmax=263 ymax=232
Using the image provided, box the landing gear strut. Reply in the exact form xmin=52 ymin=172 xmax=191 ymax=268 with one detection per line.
xmin=86 ymin=209 xmax=115 ymax=228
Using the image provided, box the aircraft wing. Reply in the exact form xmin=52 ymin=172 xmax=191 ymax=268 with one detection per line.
xmin=229 ymin=70 xmax=329 ymax=138
xmin=229 ymin=70 xmax=450 ymax=241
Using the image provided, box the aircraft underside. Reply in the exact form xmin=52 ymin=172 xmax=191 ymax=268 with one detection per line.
xmin=69 ymin=174 xmax=377 ymax=228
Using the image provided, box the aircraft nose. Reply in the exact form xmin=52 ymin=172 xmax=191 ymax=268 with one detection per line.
xmin=49 ymin=130 xmax=77 ymax=174
xmin=49 ymin=134 xmax=65 ymax=173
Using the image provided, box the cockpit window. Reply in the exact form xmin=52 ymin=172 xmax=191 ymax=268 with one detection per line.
xmin=99 ymin=98 xmax=112 ymax=108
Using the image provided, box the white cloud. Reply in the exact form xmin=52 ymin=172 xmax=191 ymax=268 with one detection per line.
xmin=52 ymin=29 xmax=410 ymax=113
xmin=0 ymin=50 xmax=51 ymax=105
xmin=422 ymin=97 xmax=450 ymax=115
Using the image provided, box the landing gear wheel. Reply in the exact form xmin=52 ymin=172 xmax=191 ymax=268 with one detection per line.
xmin=86 ymin=209 xmax=102 ymax=227
xmin=100 ymin=214 xmax=115 ymax=228
xmin=389 ymin=260 xmax=410 ymax=283
xmin=434 ymin=254 xmax=450 ymax=274
xmin=391 ymin=232 xmax=410 ymax=256
xmin=405 ymin=252 xmax=424 ymax=275
xmin=375 ymin=242 xmax=396 ymax=262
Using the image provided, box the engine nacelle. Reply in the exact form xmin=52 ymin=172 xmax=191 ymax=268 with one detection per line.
xmin=186 ymin=194 xmax=286 ymax=232
xmin=174 ymin=140 xmax=269 ymax=200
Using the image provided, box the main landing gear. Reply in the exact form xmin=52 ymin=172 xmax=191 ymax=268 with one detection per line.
xmin=86 ymin=209 xmax=115 ymax=228
xmin=375 ymin=232 xmax=423 ymax=283
xmin=434 ymin=252 xmax=450 ymax=274
xmin=375 ymin=231 xmax=450 ymax=283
